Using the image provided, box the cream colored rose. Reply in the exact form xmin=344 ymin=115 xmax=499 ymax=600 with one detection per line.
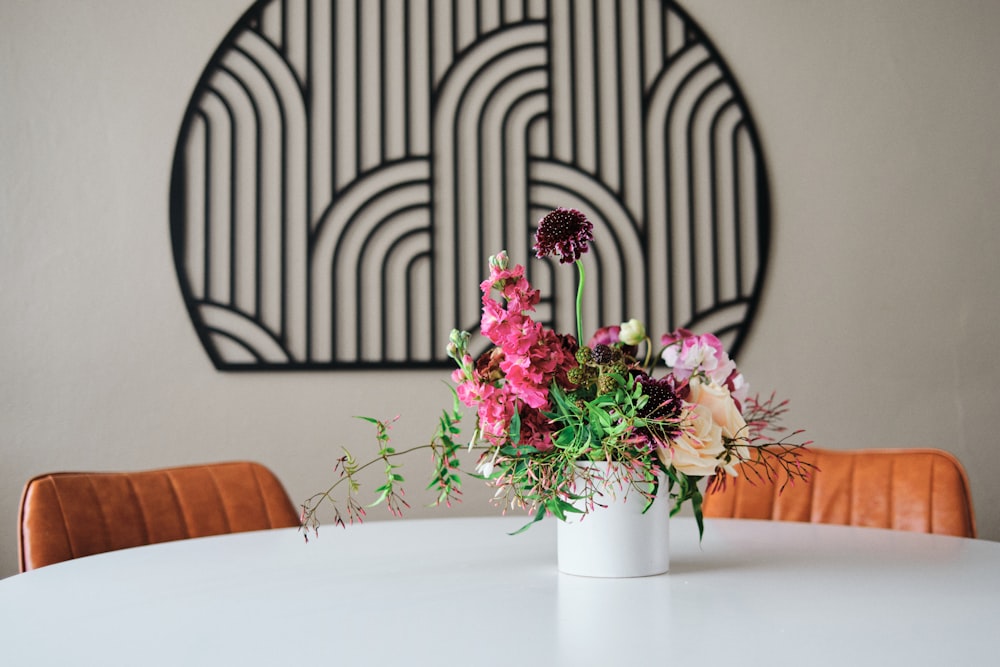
xmin=687 ymin=378 xmax=747 ymax=439
xmin=657 ymin=403 xmax=725 ymax=477
xmin=687 ymin=377 xmax=750 ymax=474
xmin=618 ymin=318 xmax=646 ymax=346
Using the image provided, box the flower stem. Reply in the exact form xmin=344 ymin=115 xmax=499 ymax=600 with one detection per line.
xmin=575 ymin=259 xmax=585 ymax=343
xmin=642 ymin=336 xmax=653 ymax=369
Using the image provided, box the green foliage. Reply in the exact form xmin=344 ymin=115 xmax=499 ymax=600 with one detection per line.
xmin=298 ymin=388 xmax=469 ymax=538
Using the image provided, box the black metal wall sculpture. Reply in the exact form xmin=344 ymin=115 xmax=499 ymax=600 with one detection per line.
xmin=170 ymin=0 xmax=770 ymax=370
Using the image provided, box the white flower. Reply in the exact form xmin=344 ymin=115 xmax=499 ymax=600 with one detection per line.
xmin=619 ymin=318 xmax=646 ymax=346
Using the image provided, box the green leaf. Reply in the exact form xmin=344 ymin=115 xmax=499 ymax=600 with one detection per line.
xmin=591 ymin=406 xmax=612 ymax=429
xmin=509 ymin=408 xmax=522 ymax=445
xmin=555 ymin=498 xmax=585 ymax=515
xmin=508 ymin=505 xmax=547 ymax=535
xmin=367 ymin=490 xmax=389 ymax=507
xmin=558 ymin=431 xmax=577 ymax=447
xmin=691 ymin=488 xmax=705 ymax=541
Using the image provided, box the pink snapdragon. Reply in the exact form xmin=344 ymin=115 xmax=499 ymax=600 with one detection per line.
xmin=453 ymin=253 xmax=575 ymax=451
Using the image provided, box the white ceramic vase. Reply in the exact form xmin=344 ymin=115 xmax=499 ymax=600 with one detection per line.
xmin=556 ymin=462 xmax=670 ymax=578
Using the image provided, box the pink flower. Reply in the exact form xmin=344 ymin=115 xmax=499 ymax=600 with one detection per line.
xmin=661 ymin=329 xmax=738 ymax=387
xmin=458 ymin=252 xmax=580 ymax=450
xmin=502 ymin=363 xmax=548 ymax=409
xmin=588 ymin=325 xmax=621 ymax=347
xmin=476 ymin=385 xmax=517 ymax=446
xmin=499 ymin=328 xmax=573 ymax=409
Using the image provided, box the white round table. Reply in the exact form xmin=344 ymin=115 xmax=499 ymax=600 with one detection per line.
xmin=1 ymin=516 xmax=996 ymax=665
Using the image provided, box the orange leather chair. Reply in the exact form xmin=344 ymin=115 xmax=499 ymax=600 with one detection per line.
xmin=18 ymin=461 xmax=301 ymax=572
xmin=703 ymin=448 xmax=976 ymax=538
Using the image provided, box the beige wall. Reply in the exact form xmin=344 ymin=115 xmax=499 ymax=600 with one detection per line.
xmin=2 ymin=0 xmax=998 ymax=579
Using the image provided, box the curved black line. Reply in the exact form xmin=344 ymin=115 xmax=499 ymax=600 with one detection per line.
xmin=218 ymin=64 xmax=265 ymax=321
xmin=329 ymin=178 xmax=430 ymax=360
xmin=195 ymin=299 xmax=292 ymax=361
xmin=357 ymin=201 xmax=430 ymax=360
xmin=476 ymin=65 xmax=547 ymax=274
xmin=170 ymin=1 xmax=265 ymax=370
xmin=232 ymin=41 xmax=294 ymax=352
xmin=406 ymin=249 xmax=432 ymax=361
xmin=379 ymin=222 xmax=430 ymax=361
xmin=659 ymin=52 xmax=713 ymax=328
xmin=709 ymin=97 xmax=739 ymax=302
xmin=501 ymin=88 xmax=548 ymax=256
xmin=439 ymin=36 xmax=548 ymax=340
xmin=685 ymin=76 xmax=726 ymax=313
xmin=204 ymin=87 xmax=239 ymax=309
xmin=204 ymin=326 xmax=266 ymax=364
xmin=668 ymin=0 xmax=772 ymax=359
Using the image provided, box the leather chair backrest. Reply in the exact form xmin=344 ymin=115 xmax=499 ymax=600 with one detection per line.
xmin=18 ymin=461 xmax=300 ymax=572
xmin=702 ymin=448 xmax=976 ymax=538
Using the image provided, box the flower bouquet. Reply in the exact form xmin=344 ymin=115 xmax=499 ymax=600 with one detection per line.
xmin=300 ymin=208 xmax=811 ymax=543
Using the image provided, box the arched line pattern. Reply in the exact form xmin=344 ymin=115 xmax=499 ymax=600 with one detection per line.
xmin=214 ymin=50 xmax=286 ymax=343
xmin=645 ymin=42 xmax=712 ymax=338
xmin=310 ymin=159 xmax=431 ymax=362
xmin=672 ymin=64 xmax=738 ymax=336
xmin=230 ymin=30 xmax=309 ymax=361
xmin=169 ymin=1 xmax=770 ymax=370
xmin=214 ymin=64 xmax=264 ymax=320
xmin=197 ymin=90 xmax=236 ymax=308
xmin=353 ymin=199 xmax=431 ymax=363
xmin=381 ymin=225 xmax=432 ymax=362
xmin=204 ymin=327 xmax=265 ymax=364
xmin=476 ymin=67 xmax=549 ymax=276
xmin=432 ymin=22 xmax=549 ymax=347
xmin=709 ymin=98 xmax=740 ymax=301
xmin=686 ymin=76 xmax=729 ymax=317
xmin=197 ymin=302 xmax=291 ymax=364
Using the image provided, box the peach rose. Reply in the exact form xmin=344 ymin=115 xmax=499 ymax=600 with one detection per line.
xmin=658 ymin=403 xmax=725 ymax=477
xmin=687 ymin=377 xmax=750 ymax=474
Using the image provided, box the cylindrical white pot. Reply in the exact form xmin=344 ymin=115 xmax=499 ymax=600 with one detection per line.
xmin=556 ymin=462 xmax=669 ymax=578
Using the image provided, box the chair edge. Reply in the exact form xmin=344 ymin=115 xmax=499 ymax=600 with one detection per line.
xmin=703 ymin=447 xmax=977 ymax=538
xmin=17 ymin=461 xmax=297 ymax=572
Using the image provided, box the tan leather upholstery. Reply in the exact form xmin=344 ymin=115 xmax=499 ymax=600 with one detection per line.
xmin=703 ymin=448 xmax=976 ymax=538
xmin=18 ymin=461 xmax=300 ymax=572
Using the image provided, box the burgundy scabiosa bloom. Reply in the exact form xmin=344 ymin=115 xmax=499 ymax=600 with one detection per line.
xmin=633 ymin=372 xmax=683 ymax=446
xmin=533 ymin=207 xmax=594 ymax=264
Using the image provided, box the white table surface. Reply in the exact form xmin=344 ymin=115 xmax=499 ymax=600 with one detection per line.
xmin=1 ymin=516 xmax=997 ymax=666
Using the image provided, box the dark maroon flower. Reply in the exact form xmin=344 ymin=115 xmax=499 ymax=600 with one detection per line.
xmin=635 ymin=374 xmax=681 ymax=419
xmin=632 ymin=372 xmax=683 ymax=445
xmin=533 ymin=207 xmax=594 ymax=264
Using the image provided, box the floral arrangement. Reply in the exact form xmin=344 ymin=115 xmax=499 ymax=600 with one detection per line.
xmin=300 ymin=208 xmax=811 ymax=539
